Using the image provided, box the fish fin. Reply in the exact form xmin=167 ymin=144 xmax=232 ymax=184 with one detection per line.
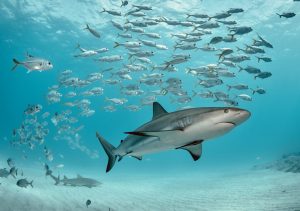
xmin=276 ymin=13 xmax=281 ymax=18
xmin=84 ymin=24 xmax=89 ymax=30
xmin=226 ymin=85 xmax=232 ymax=91
xmin=237 ymin=65 xmax=243 ymax=72
xmin=176 ymin=140 xmax=203 ymax=161
xmin=152 ymin=102 xmax=168 ymax=120
xmin=96 ymin=132 xmax=117 ymax=173
xmin=64 ymin=175 xmax=68 ymax=180
xmin=30 ymin=180 xmax=33 ymax=188
xmin=131 ymin=155 xmax=142 ymax=160
xmin=124 ymin=129 xmax=184 ymax=137
xmin=11 ymin=58 xmax=21 ymax=71
xmin=114 ymin=42 xmax=120 ymax=48
xmin=77 ymin=174 xmax=83 ymax=178
xmin=26 ymin=70 xmax=32 ymax=74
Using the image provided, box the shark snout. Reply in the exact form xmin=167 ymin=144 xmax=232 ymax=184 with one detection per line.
xmin=231 ymin=108 xmax=251 ymax=125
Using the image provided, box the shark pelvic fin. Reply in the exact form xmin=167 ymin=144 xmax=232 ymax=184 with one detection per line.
xmin=131 ymin=155 xmax=142 ymax=160
xmin=152 ymin=102 xmax=168 ymax=120
xmin=176 ymin=140 xmax=203 ymax=161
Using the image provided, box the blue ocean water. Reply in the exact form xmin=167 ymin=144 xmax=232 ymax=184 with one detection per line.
xmin=0 ymin=0 xmax=300 ymax=210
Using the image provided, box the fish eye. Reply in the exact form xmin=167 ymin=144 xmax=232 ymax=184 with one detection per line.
xmin=48 ymin=62 xmax=51 ymax=65
xmin=224 ymin=109 xmax=229 ymax=113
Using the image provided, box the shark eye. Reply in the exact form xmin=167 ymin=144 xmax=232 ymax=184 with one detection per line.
xmin=224 ymin=109 xmax=229 ymax=113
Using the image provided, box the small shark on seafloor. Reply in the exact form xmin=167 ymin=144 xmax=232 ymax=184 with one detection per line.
xmin=96 ymin=102 xmax=251 ymax=172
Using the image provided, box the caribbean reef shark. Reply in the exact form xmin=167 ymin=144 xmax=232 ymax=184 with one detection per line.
xmin=96 ymin=102 xmax=250 ymax=172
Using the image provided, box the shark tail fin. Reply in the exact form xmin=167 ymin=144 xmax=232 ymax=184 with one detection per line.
xmin=12 ymin=58 xmax=21 ymax=71
xmin=96 ymin=132 xmax=116 ymax=173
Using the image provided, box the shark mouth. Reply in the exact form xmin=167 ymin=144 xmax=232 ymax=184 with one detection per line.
xmin=216 ymin=122 xmax=236 ymax=126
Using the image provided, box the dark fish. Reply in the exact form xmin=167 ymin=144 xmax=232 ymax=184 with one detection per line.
xmin=86 ymin=199 xmax=92 ymax=207
xmin=209 ymin=36 xmax=223 ymax=44
xmin=7 ymin=158 xmax=15 ymax=168
xmin=256 ymin=56 xmax=272 ymax=63
xmin=17 ymin=179 xmax=33 ymax=188
xmin=276 ymin=12 xmax=296 ymax=18
xmin=227 ymin=8 xmax=244 ymax=14
xmin=121 ymin=0 xmax=128 ymax=7
xmin=254 ymin=72 xmax=272 ymax=79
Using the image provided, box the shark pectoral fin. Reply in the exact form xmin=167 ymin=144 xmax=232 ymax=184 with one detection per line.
xmin=125 ymin=129 xmax=183 ymax=137
xmin=176 ymin=140 xmax=203 ymax=161
xmin=131 ymin=155 xmax=142 ymax=160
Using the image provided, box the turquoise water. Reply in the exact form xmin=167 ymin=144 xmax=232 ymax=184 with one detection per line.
xmin=0 ymin=0 xmax=300 ymax=209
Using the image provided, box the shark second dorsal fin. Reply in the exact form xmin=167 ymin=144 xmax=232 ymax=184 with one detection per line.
xmin=152 ymin=102 xmax=168 ymax=120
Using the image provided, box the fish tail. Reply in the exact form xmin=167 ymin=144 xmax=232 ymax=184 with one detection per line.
xmin=12 ymin=58 xmax=21 ymax=71
xmin=191 ymin=90 xmax=197 ymax=98
xmin=114 ymin=42 xmax=120 ymax=48
xmin=227 ymin=85 xmax=232 ymax=91
xmin=250 ymin=88 xmax=255 ymax=95
xmin=276 ymin=13 xmax=281 ymax=18
xmin=101 ymin=8 xmax=106 ymax=13
xmin=30 ymin=180 xmax=33 ymax=188
xmin=84 ymin=24 xmax=89 ymax=30
xmin=96 ymin=132 xmax=117 ymax=173
xmin=256 ymin=56 xmax=261 ymax=63
xmin=237 ymin=65 xmax=243 ymax=72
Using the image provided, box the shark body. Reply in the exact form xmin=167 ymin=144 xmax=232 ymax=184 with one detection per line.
xmin=97 ymin=102 xmax=250 ymax=172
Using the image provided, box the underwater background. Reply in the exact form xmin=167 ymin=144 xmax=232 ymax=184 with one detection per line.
xmin=0 ymin=0 xmax=300 ymax=210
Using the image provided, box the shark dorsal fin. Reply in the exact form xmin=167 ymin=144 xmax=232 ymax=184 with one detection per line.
xmin=77 ymin=174 xmax=82 ymax=178
xmin=152 ymin=102 xmax=168 ymax=120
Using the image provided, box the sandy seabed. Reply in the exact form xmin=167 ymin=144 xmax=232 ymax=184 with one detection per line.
xmin=0 ymin=169 xmax=300 ymax=211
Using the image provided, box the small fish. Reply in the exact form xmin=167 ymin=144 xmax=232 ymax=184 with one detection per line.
xmin=7 ymin=158 xmax=15 ymax=168
xmin=121 ymin=0 xmax=128 ymax=7
xmin=227 ymin=84 xmax=249 ymax=91
xmin=12 ymin=54 xmax=53 ymax=72
xmin=276 ymin=12 xmax=296 ymax=18
xmin=17 ymin=179 xmax=33 ymax=188
xmin=254 ymin=72 xmax=272 ymax=79
xmin=251 ymin=87 xmax=266 ymax=95
xmin=84 ymin=24 xmax=100 ymax=38
xmin=256 ymin=56 xmax=272 ymax=63
xmin=227 ymin=8 xmax=244 ymax=14
xmin=117 ymin=33 xmax=132 ymax=38
xmin=228 ymin=26 xmax=253 ymax=35
xmin=238 ymin=65 xmax=261 ymax=74
xmin=101 ymin=8 xmax=122 ymax=16
xmin=236 ymin=94 xmax=252 ymax=101
xmin=86 ymin=199 xmax=92 ymax=208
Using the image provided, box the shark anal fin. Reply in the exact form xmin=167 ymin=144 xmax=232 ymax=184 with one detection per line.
xmin=124 ymin=129 xmax=183 ymax=137
xmin=176 ymin=140 xmax=203 ymax=161
xmin=152 ymin=102 xmax=168 ymax=120
xmin=131 ymin=155 xmax=142 ymax=160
